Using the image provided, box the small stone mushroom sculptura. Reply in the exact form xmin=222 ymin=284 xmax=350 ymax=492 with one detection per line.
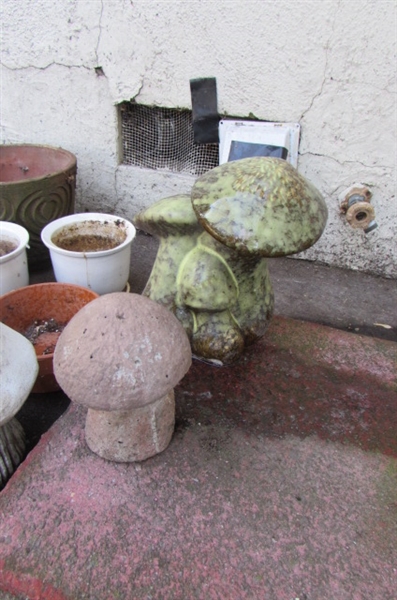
xmin=134 ymin=157 xmax=328 ymax=364
xmin=0 ymin=322 xmax=39 ymax=489
xmin=54 ymin=293 xmax=191 ymax=462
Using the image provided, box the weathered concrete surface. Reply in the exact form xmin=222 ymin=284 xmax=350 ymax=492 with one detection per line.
xmin=1 ymin=317 xmax=396 ymax=600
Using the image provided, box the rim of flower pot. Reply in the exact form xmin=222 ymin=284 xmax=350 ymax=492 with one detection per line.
xmin=0 ymin=282 xmax=100 ymax=393
xmin=0 ymin=144 xmax=77 ymax=185
xmin=0 ymin=221 xmax=30 ymax=263
xmin=41 ymin=213 xmax=136 ymax=258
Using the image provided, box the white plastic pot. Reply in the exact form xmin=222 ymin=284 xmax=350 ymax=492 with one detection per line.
xmin=0 ymin=222 xmax=30 ymax=296
xmin=41 ymin=213 xmax=136 ymax=295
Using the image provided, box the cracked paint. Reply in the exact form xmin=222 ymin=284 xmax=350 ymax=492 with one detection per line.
xmin=1 ymin=0 xmax=395 ymax=277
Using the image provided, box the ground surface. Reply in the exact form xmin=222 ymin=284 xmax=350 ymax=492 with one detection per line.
xmin=17 ymin=231 xmax=396 ymax=453
xmin=1 ymin=317 xmax=396 ymax=600
xmin=1 ymin=232 xmax=396 ymax=600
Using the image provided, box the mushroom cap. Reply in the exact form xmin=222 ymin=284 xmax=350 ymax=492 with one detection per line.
xmin=191 ymin=157 xmax=328 ymax=257
xmin=0 ymin=323 xmax=39 ymax=427
xmin=134 ymin=194 xmax=201 ymax=237
xmin=53 ymin=293 xmax=192 ymax=411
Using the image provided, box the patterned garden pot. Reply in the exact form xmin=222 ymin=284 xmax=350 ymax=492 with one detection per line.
xmin=0 ymin=144 xmax=76 ymax=268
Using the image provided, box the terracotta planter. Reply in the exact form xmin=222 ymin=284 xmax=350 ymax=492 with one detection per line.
xmin=0 ymin=144 xmax=77 ymax=269
xmin=0 ymin=283 xmax=98 ymax=393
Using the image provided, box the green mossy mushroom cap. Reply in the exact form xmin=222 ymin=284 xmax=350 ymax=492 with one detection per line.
xmin=134 ymin=194 xmax=200 ymax=237
xmin=191 ymin=157 xmax=328 ymax=257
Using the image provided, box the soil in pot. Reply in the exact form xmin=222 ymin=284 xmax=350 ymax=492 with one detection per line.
xmin=51 ymin=219 xmax=128 ymax=253
xmin=0 ymin=240 xmax=18 ymax=256
xmin=23 ymin=318 xmax=67 ymax=355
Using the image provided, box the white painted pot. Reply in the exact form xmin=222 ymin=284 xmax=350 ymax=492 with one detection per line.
xmin=41 ymin=213 xmax=136 ymax=295
xmin=0 ymin=222 xmax=29 ymax=296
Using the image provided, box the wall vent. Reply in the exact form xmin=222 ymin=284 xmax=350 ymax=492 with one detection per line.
xmin=119 ymin=103 xmax=219 ymax=176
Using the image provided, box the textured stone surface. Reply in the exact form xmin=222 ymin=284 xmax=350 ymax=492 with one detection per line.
xmin=54 ymin=293 xmax=191 ymax=411
xmin=0 ymin=317 xmax=396 ymax=600
xmin=192 ymin=157 xmax=328 ymax=257
xmin=85 ymin=391 xmax=175 ymax=462
xmin=135 ymin=192 xmax=277 ymax=363
xmin=134 ymin=159 xmax=327 ymax=364
xmin=134 ymin=195 xmax=202 ymax=309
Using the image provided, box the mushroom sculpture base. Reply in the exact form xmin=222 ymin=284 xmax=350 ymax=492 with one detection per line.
xmin=85 ymin=391 xmax=175 ymax=462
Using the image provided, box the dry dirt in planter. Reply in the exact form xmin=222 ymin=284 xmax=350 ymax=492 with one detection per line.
xmin=23 ymin=318 xmax=66 ymax=355
xmin=0 ymin=240 xmax=18 ymax=256
xmin=52 ymin=219 xmax=127 ymax=252
xmin=54 ymin=234 xmax=121 ymax=252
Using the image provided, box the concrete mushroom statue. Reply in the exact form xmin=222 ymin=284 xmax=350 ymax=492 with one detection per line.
xmin=0 ymin=322 xmax=39 ymax=489
xmin=134 ymin=157 xmax=328 ymax=364
xmin=53 ymin=293 xmax=191 ymax=462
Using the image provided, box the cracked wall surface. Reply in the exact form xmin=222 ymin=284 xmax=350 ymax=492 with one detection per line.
xmin=1 ymin=0 xmax=396 ymax=277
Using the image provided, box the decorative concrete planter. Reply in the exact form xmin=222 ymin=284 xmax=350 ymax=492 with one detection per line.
xmin=41 ymin=213 xmax=136 ymax=295
xmin=0 ymin=144 xmax=76 ymax=268
xmin=0 ymin=221 xmax=30 ymax=296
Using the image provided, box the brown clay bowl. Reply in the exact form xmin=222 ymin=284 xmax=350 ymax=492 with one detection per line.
xmin=0 ymin=282 xmax=99 ymax=393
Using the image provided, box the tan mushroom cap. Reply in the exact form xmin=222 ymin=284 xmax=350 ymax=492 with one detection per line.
xmin=54 ymin=293 xmax=192 ymax=411
xmin=191 ymin=157 xmax=328 ymax=257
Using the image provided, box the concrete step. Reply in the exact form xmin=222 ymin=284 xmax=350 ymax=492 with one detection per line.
xmin=1 ymin=317 xmax=396 ymax=600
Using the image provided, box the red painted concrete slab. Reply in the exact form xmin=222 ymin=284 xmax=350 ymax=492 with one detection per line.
xmin=1 ymin=317 xmax=396 ymax=600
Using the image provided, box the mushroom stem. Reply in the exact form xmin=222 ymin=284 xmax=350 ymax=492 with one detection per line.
xmin=84 ymin=391 xmax=175 ymax=462
xmin=134 ymin=195 xmax=203 ymax=310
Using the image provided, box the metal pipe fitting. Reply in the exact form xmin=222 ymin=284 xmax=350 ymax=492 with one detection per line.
xmin=340 ymin=185 xmax=378 ymax=233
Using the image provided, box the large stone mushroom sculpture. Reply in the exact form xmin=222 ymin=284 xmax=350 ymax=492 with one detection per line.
xmin=53 ymin=293 xmax=191 ymax=462
xmin=135 ymin=157 xmax=328 ymax=364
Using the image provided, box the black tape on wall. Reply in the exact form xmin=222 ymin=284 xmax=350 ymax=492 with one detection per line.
xmin=190 ymin=77 xmax=219 ymax=144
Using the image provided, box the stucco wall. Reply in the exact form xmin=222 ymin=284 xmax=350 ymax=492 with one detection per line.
xmin=1 ymin=0 xmax=396 ymax=277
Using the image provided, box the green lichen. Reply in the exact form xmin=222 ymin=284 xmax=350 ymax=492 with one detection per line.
xmin=134 ymin=195 xmax=202 ymax=308
xmin=133 ymin=159 xmax=326 ymax=364
xmin=192 ymin=157 xmax=328 ymax=257
xmin=192 ymin=309 xmax=245 ymax=364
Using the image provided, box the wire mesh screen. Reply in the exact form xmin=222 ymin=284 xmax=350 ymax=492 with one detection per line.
xmin=120 ymin=103 xmax=219 ymax=176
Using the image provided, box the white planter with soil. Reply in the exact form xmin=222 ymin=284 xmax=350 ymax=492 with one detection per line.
xmin=41 ymin=213 xmax=136 ymax=295
xmin=0 ymin=221 xmax=30 ymax=296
